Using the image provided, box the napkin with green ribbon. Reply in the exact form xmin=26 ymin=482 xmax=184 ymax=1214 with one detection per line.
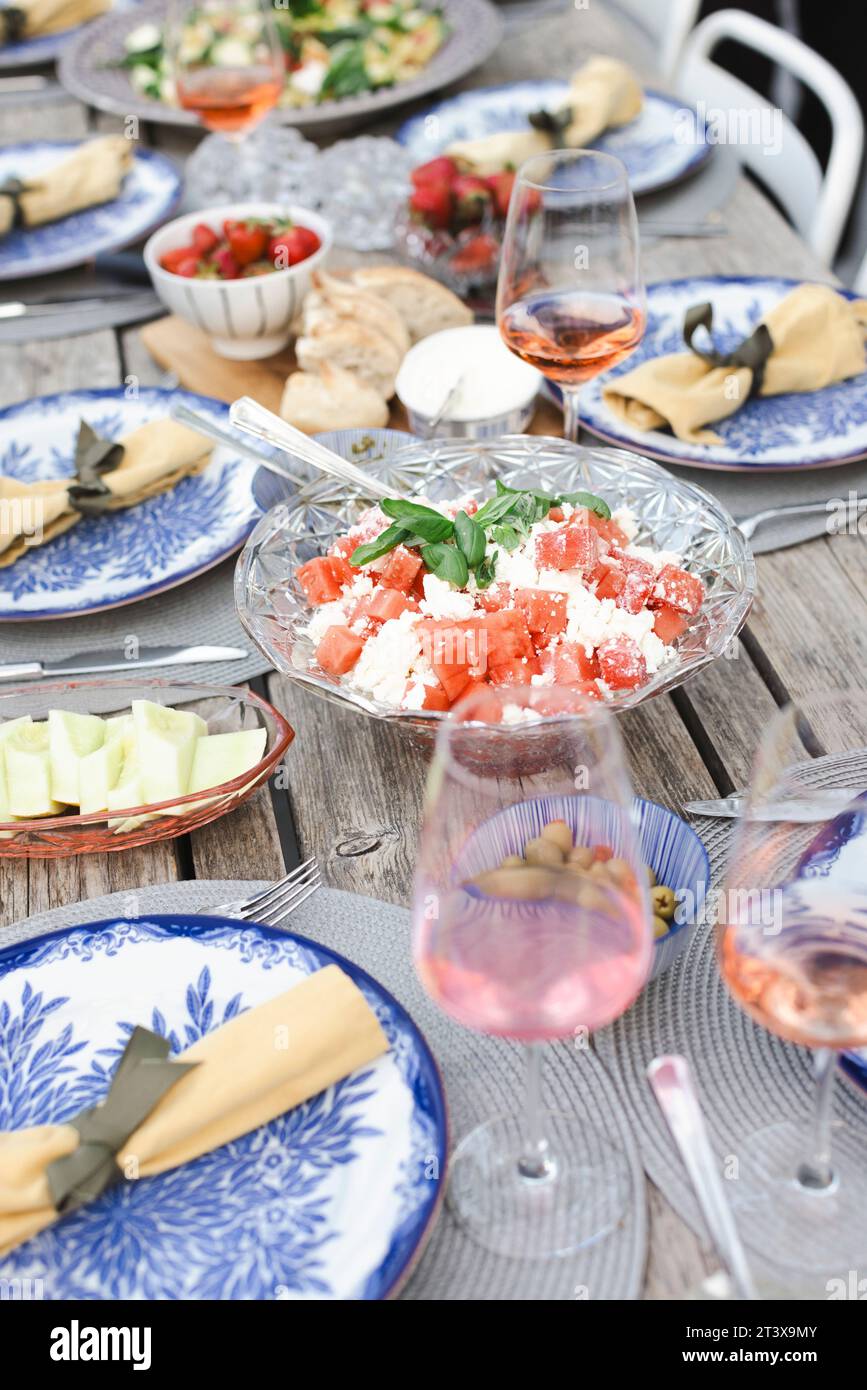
xmin=0 ymin=417 xmax=213 ymax=567
xmin=446 ymin=56 xmax=643 ymax=177
xmin=0 ymin=964 xmax=389 ymax=1257
xmin=0 ymin=135 xmax=133 ymax=239
xmin=602 ymin=283 xmax=867 ymax=445
xmin=0 ymin=0 xmax=109 ymax=45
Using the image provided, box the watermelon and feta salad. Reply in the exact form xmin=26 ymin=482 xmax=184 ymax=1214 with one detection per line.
xmin=294 ymin=482 xmax=707 ymax=714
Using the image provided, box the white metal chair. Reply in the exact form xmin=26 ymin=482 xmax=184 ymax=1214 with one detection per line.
xmin=676 ymin=9 xmax=863 ymax=264
xmin=611 ymin=0 xmax=700 ymax=78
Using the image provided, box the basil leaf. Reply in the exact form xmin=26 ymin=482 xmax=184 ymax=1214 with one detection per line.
xmin=511 ymin=493 xmax=538 ymax=531
xmin=474 ymin=552 xmax=498 ymax=590
xmin=421 ymin=542 xmax=469 ymax=588
xmin=350 ymin=522 xmax=410 ymax=567
xmin=473 ymin=492 xmax=521 ymax=529
xmin=380 ymin=498 xmax=454 ymax=542
xmin=454 ymin=510 xmax=486 ymax=567
xmin=492 ymin=523 xmax=521 ymax=551
xmin=558 ymin=490 xmax=612 ymax=520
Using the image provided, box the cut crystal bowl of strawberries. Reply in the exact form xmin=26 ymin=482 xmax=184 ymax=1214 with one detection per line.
xmin=393 ymin=154 xmax=514 ymax=293
xmin=237 ymin=435 xmax=757 ymax=735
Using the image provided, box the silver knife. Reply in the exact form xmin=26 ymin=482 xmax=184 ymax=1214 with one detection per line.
xmin=0 ymin=292 xmax=159 ymax=320
xmin=684 ymin=786 xmax=867 ymax=821
xmin=0 ymin=645 xmax=248 ymax=682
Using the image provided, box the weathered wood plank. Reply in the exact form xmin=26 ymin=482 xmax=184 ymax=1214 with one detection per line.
xmin=188 ymin=784 xmax=286 ymax=883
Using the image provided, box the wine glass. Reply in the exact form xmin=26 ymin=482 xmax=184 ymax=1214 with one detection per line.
xmin=412 ymin=684 xmax=653 ymax=1258
xmin=496 ymin=148 xmax=646 ymax=442
xmin=719 ymin=690 xmax=867 ymax=1273
xmin=168 ymin=0 xmax=284 ymax=199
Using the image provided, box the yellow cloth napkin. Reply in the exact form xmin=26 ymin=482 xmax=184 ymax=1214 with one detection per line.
xmin=0 ymin=0 xmax=109 ymax=43
xmin=602 ymin=284 xmax=867 ymax=445
xmin=558 ymin=56 xmax=643 ymax=147
xmin=445 ymin=57 xmax=643 ymax=176
xmin=0 ymin=419 xmax=213 ymax=566
xmin=0 ymin=135 xmax=133 ymax=239
xmin=0 ymin=964 xmax=390 ymax=1257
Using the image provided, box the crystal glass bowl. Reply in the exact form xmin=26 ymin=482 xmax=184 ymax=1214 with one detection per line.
xmin=235 ymin=435 xmax=756 ymax=735
xmin=0 ymin=679 xmax=293 ymax=858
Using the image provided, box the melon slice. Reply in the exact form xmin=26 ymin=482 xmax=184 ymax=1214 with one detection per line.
xmin=0 ymin=746 xmax=16 ymax=839
xmin=79 ymin=715 xmax=133 ymax=816
xmin=189 ymin=728 xmax=268 ymax=796
xmin=107 ymin=730 xmax=149 ymax=831
xmin=132 ymin=700 xmax=207 ymax=811
xmin=48 ymin=709 xmax=106 ymax=805
xmin=5 ymin=721 xmax=65 ymax=817
xmin=0 ymin=715 xmax=33 ymax=745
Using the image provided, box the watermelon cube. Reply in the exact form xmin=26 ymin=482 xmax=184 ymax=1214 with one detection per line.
xmin=653 ymin=564 xmax=705 ymax=616
xmin=617 ymin=570 xmax=653 ymax=615
xmin=381 ymin=545 xmax=423 ymax=593
xmin=594 ymin=568 xmax=624 ymax=602
xmin=488 ymin=655 xmax=542 ymax=687
xmin=316 ymin=625 xmax=364 ymax=675
xmin=653 ymin=603 xmax=688 ymax=644
xmin=297 ymin=555 xmax=352 ymax=605
xmin=547 ymin=641 xmax=600 ymax=683
xmin=587 ymin=513 xmax=630 ymax=550
xmin=481 ymin=609 xmax=534 ymax=665
xmin=366 ymin=587 xmax=415 ymax=623
xmin=477 ymin=583 xmax=512 ymax=613
xmin=597 ymin=637 xmax=648 ymax=691
xmin=329 ymin=536 xmax=360 ymax=568
xmin=417 ymin=681 xmax=451 ymax=712
xmin=535 ymin=525 xmax=597 ymax=573
xmin=513 ymin=588 xmax=568 ymax=645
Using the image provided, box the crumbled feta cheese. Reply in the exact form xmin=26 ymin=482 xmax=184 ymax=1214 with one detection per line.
xmin=612 ymin=506 xmax=639 ymax=541
xmin=420 ymin=572 xmax=476 ymax=620
xmin=623 ymin=543 xmax=680 ymax=573
xmin=290 ymin=60 xmax=328 ymax=97
xmin=352 ymin=611 xmax=422 ymax=707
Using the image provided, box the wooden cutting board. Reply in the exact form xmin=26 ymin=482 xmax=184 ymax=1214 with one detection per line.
xmin=139 ymin=314 xmax=563 ymax=435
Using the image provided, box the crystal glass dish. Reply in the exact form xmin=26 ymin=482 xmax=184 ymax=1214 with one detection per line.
xmin=0 ymin=679 xmax=293 ymax=858
xmin=236 ymin=435 xmax=756 ymax=735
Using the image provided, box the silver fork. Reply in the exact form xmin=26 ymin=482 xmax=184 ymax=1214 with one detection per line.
xmin=736 ymin=496 xmax=867 ymax=541
xmin=208 ymin=856 xmax=321 ymax=926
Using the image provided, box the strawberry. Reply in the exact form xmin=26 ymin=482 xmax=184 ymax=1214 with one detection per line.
xmin=411 ymin=155 xmax=459 ymax=187
xmin=226 ymin=220 xmax=269 ymax=267
xmin=486 ymin=170 xmax=516 ymax=219
xmin=452 ymin=174 xmax=491 ymax=227
xmin=213 ymin=247 xmax=240 ymax=280
xmin=191 ymin=222 xmax=219 ymax=255
xmin=450 ymin=233 xmax=499 ymax=274
xmin=408 ymin=180 xmax=453 ymax=230
xmin=174 ymin=255 xmax=199 ymax=278
xmin=160 ymin=245 xmax=196 ymax=273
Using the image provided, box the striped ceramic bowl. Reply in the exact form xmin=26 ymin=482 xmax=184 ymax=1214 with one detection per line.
xmin=144 ymin=202 xmax=332 ymax=360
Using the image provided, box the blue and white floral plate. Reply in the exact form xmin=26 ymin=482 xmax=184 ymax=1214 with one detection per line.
xmin=396 ymin=80 xmax=710 ymax=198
xmin=0 ymin=913 xmax=446 ymax=1300
xmin=0 ymin=0 xmax=138 ymax=69
xmin=0 ymin=141 xmax=181 ymax=280
xmin=0 ymin=387 xmax=261 ymax=620
xmin=568 ymin=276 xmax=867 ymax=472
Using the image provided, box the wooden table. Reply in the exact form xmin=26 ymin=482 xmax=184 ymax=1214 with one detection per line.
xmin=1 ymin=1 xmax=861 ymax=1299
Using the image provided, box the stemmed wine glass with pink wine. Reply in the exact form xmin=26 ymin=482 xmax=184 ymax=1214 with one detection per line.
xmin=412 ymin=684 xmax=653 ymax=1258
xmin=497 ymin=148 xmax=646 ymax=442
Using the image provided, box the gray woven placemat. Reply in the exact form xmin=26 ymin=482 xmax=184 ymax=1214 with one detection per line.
xmin=0 ymin=557 xmax=271 ymax=686
xmin=594 ymin=756 xmax=867 ymax=1293
xmin=6 ymin=880 xmax=647 ymax=1302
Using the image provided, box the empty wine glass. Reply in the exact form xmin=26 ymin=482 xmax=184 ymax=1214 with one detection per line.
xmin=497 ymin=148 xmax=646 ymax=442
xmin=719 ymin=690 xmax=867 ymax=1272
xmin=412 ymin=684 xmax=653 ymax=1258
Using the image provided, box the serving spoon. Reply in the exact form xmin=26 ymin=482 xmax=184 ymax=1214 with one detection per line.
xmin=229 ymin=397 xmax=394 ymax=499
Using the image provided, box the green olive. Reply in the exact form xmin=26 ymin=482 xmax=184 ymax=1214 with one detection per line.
xmin=646 ymin=864 xmax=657 ymax=888
xmin=606 ymin=857 xmax=634 ymax=887
xmin=471 ymin=866 xmax=558 ymax=900
xmin=651 ymin=885 xmax=676 ymax=921
xmin=652 ymin=914 xmax=669 ymax=939
xmin=540 ymin=819 xmax=573 ymax=855
xmin=525 ymin=835 xmax=565 ymax=867
xmin=568 ymin=845 xmax=594 ymax=870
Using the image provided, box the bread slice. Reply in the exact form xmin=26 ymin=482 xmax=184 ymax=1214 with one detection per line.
xmin=280 ymin=364 xmax=389 ymax=435
xmin=304 ymin=271 xmax=410 ymax=356
xmin=296 ymin=318 xmax=402 ymax=399
xmin=350 ymin=266 xmax=473 ymax=344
